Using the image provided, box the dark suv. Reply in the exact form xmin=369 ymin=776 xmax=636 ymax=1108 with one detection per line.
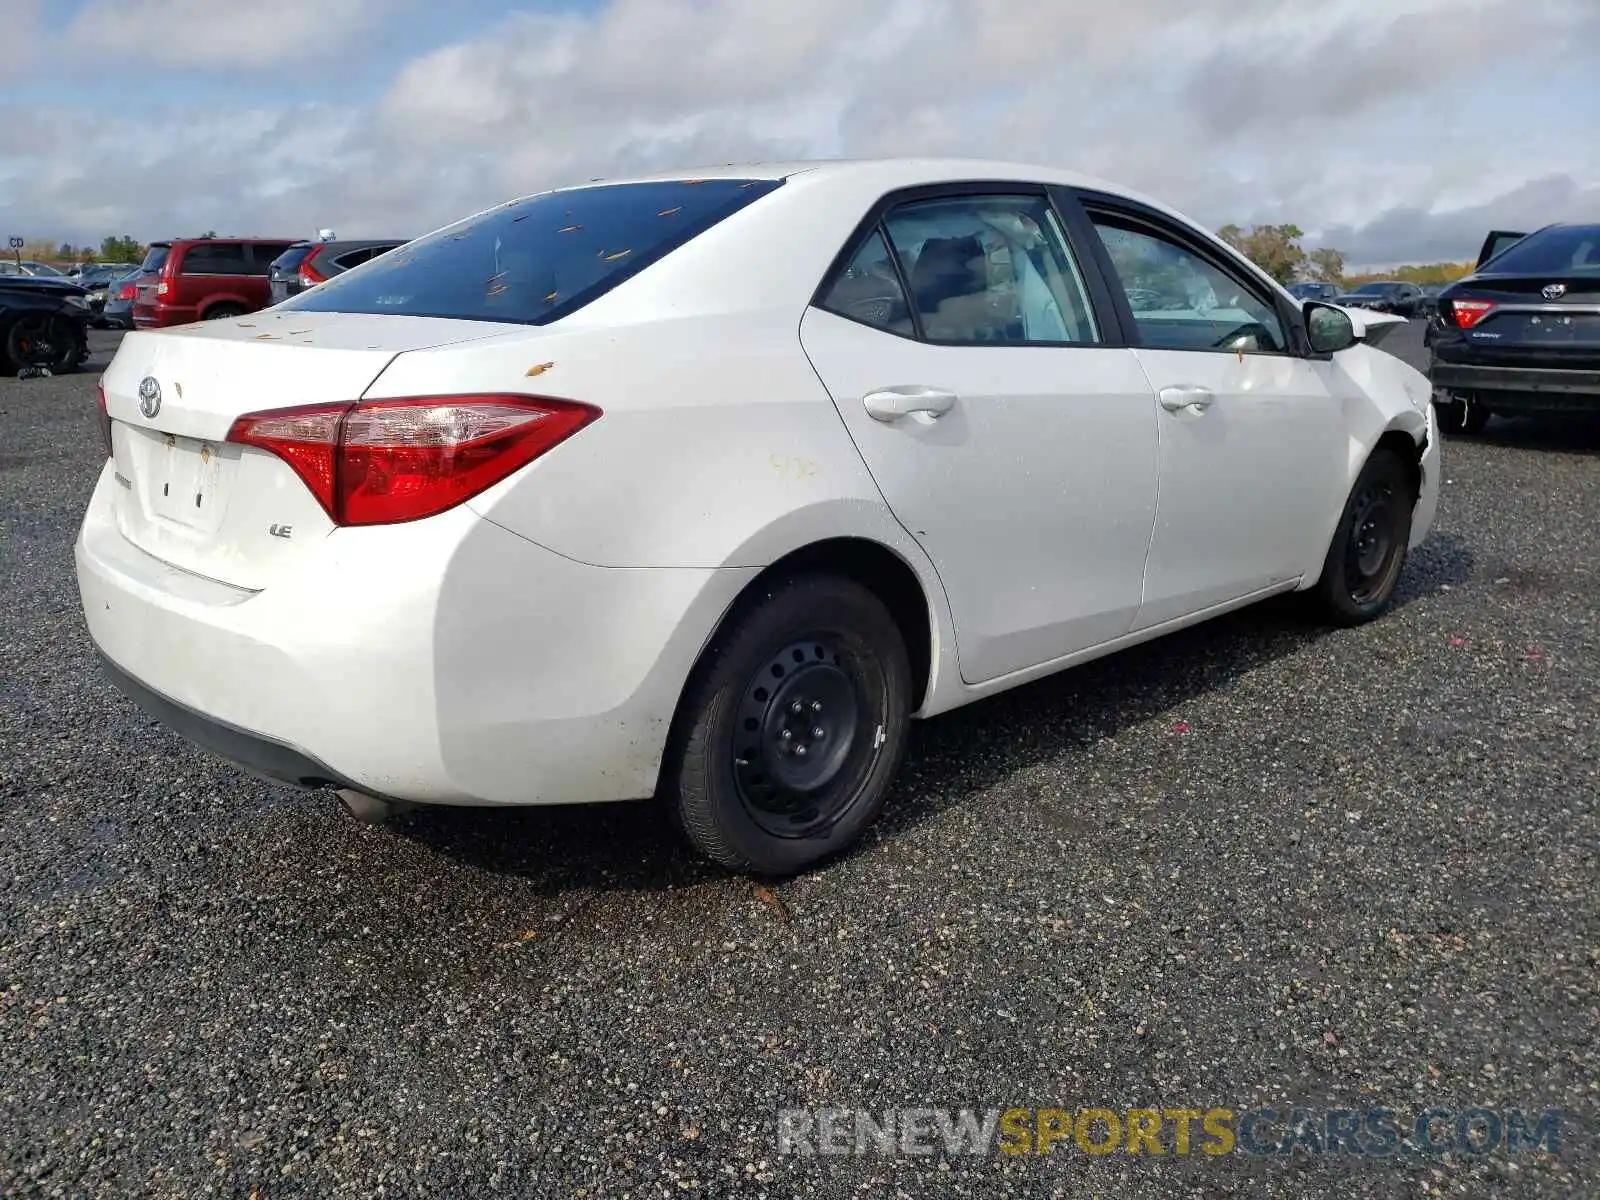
xmin=268 ymin=238 xmax=408 ymax=305
xmin=131 ymin=237 xmax=298 ymax=328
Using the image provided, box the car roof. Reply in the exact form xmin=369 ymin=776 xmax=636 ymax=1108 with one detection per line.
xmin=517 ymin=155 xmax=1179 ymax=215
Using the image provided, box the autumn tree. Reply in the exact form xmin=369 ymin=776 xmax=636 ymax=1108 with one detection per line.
xmin=1305 ymin=247 xmax=1345 ymax=284
xmin=99 ymin=235 xmax=146 ymax=264
xmin=1217 ymin=222 xmax=1307 ymax=285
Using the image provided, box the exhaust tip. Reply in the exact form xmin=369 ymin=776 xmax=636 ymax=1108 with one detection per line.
xmin=337 ymin=788 xmax=416 ymax=824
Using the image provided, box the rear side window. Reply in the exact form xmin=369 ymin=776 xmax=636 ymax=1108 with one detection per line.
xmin=1480 ymin=225 xmax=1600 ymax=276
xmin=279 ymin=178 xmax=783 ymax=325
xmin=180 ymin=242 xmax=250 ymax=274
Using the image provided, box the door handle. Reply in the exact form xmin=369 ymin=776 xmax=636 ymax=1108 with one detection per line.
xmin=862 ymin=386 xmax=958 ymax=422
xmin=1158 ymin=385 xmax=1215 ymax=414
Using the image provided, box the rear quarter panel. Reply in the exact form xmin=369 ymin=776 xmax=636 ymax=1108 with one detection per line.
xmin=363 ymin=310 xmax=925 ymax=571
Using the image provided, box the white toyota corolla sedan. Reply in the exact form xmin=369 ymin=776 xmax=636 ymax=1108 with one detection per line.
xmin=76 ymin=158 xmax=1440 ymax=875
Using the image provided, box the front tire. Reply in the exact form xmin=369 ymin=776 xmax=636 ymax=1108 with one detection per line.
xmin=3 ymin=316 xmax=84 ymax=374
xmin=1308 ymin=448 xmax=1415 ymax=626
xmin=663 ymin=573 xmax=912 ymax=876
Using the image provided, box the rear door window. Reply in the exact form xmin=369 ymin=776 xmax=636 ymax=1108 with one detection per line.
xmin=334 ymin=246 xmax=381 ymax=270
xmin=180 ymin=242 xmax=250 ymax=275
xmin=880 ymin=193 xmax=1102 ymax=345
xmin=278 ymin=178 xmax=783 ymax=325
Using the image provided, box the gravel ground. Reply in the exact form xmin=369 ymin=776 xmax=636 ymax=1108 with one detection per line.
xmin=1 ymin=324 xmax=1596 ymax=1198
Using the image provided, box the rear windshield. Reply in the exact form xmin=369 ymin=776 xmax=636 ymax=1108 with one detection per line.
xmin=1353 ymin=282 xmax=1400 ymax=294
xmin=270 ymin=244 xmax=314 ymax=273
xmin=278 ymin=178 xmax=783 ymax=325
xmin=1480 ymin=225 xmax=1600 ymax=275
xmin=140 ymin=245 xmax=170 ymax=273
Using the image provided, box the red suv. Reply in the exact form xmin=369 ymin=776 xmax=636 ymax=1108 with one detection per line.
xmin=131 ymin=237 xmax=298 ymax=328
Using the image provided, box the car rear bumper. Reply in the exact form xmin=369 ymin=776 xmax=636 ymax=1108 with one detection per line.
xmin=75 ymin=461 xmax=757 ymax=806
xmin=1431 ymin=362 xmax=1600 ymax=412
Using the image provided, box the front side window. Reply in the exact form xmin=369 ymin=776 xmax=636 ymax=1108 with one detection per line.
xmin=279 ymin=178 xmax=782 ymax=325
xmin=1089 ymin=215 xmax=1287 ymax=354
xmin=880 ymin=194 xmax=1100 ymax=345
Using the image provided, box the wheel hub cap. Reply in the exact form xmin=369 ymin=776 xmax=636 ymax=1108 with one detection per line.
xmin=733 ymin=640 xmax=861 ymax=835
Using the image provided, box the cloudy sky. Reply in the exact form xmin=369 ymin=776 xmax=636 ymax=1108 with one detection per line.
xmin=2 ymin=0 xmax=1596 ymax=267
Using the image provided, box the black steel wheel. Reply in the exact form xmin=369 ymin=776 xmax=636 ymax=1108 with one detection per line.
xmin=732 ymin=636 xmax=867 ymax=839
xmin=1308 ymin=447 xmax=1415 ymax=625
xmin=664 ymin=573 xmax=912 ymax=875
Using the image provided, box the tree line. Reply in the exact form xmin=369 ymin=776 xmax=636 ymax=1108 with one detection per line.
xmin=1216 ymin=223 xmax=1474 ymax=287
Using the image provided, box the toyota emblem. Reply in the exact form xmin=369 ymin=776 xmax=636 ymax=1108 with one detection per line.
xmin=137 ymin=376 xmax=162 ymax=419
xmin=1542 ymin=282 xmax=1567 ymax=301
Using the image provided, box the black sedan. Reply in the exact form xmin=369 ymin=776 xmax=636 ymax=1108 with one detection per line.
xmin=1331 ymin=280 xmax=1424 ymax=317
xmin=1428 ymin=222 xmax=1600 ymax=434
xmin=0 ymin=278 xmax=94 ymax=373
xmin=1288 ymin=281 xmax=1340 ymax=302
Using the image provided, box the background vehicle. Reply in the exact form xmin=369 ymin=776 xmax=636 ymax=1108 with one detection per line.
xmin=0 ymin=259 xmax=68 ymax=278
xmin=78 ymin=159 xmax=1438 ymax=876
xmin=69 ymin=263 xmax=140 ymax=322
xmin=268 ymin=238 xmax=408 ymax=304
xmin=1289 ymin=281 xmax=1340 ymax=302
xmin=1332 ymin=280 xmax=1424 ymax=316
xmin=98 ymin=268 xmax=142 ymax=330
xmin=1429 ymin=221 xmax=1600 ymax=434
xmin=0 ymin=279 xmax=92 ymax=373
xmin=1414 ymin=283 xmax=1444 ymax=320
xmin=131 ymin=237 xmax=298 ymax=328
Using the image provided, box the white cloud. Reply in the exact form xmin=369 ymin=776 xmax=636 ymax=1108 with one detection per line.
xmin=61 ymin=0 xmax=391 ymax=68
xmin=1 ymin=0 xmax=1596 ymax=264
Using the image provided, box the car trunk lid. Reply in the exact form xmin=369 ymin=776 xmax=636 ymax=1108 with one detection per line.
xmin=1451 ymin=275 xmax=1600 ymax=350
xmin=100 ymin=311 xmax=512 ymax=591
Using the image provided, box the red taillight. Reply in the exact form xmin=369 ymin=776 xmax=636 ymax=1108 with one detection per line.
xmin=298 ymin=247 xmax=327 ymax=290
xmin=225 ymin=395 xmax=599 ymax=526
xmin=1449 ymin=298 xmax=1496 ymax=329
xmin=95 ymin=379 xmax=112 ymax=458
xmin=116 ymin=282 xmax=137 ymax=300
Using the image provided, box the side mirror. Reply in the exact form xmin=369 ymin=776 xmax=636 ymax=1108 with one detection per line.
xmin=1305 ymin=301 xmax=1357 ymax=354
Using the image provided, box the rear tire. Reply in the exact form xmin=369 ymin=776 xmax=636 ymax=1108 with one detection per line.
xmin=1308 ymin=448 xmax=1415 ymax=626
xmin=201 ymin=304 xmax=245 ymax=321
xmin=662 ymin=573 xmax=912 ymax=876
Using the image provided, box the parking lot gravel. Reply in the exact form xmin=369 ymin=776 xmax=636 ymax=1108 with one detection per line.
xmin=1 ymin=325 xmax=1596 ymax=1198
